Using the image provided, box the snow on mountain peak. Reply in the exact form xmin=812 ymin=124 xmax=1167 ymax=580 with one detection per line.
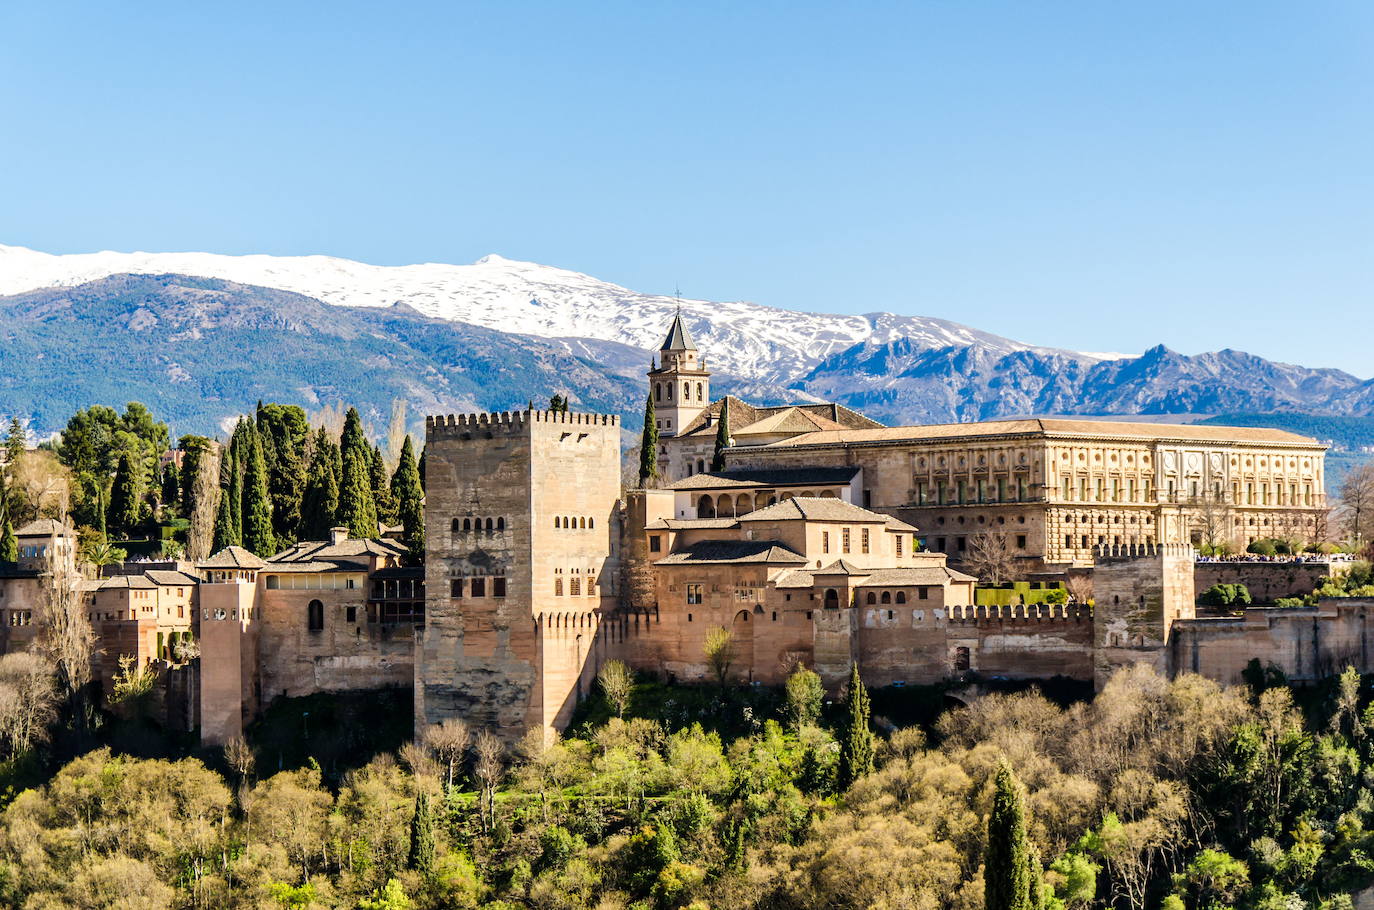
xmin=0 ymin=243 xmax=1092 ymax=382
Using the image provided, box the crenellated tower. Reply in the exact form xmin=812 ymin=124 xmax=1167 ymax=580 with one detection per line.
xmin=647 ymin=313 xmax=710 ymax=439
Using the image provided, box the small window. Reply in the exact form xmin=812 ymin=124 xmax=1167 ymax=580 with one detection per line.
xmin=822 ymin=531 xmax=830 ymax=554
xmin=1016 ymin=535 xmax=1026 ymax=549
xmin=555 ymin=577 xmax=564 ymax=596
xmin=866 ymin=592 xmax=876 ymax=605
xmin=649 ymin=535 xmax=662 ymax=553
xmin=307 ymin=599 xmax=324 ymax=632
xmin=861 ymin=528 xmax=870 ymax=554
xmin=842 ymin=527 xmax=851 ymax=553
xmin=686 ymin=583 xmax=703 ymax=605
xmin=497 ymin=517 xmax=505 ymax=531
xmin=570 ymin=577 xmax=581 ymax=596
xmin=687 ymin=613 xmax=693 ymax=622
xmin=450 ymin=578 xmax=464 ymax=598
xmin=895 ymin=591 xmax=906 ymax=604
xmin=346 ymin=605 xmax=357 ymax=623
xmin=471 ymin=577 xmax=486 ymax=597
xmin=493 ymin=577 xmax=507 ymax=598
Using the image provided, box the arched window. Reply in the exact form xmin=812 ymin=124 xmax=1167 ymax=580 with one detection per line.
xmin=497 ymin=517 xmax=505 ymax=531
xmin=696 ymin=383 xmax=703 ymax=399
xmin=865 ymin=592 xmax=876 ymax=605
xmin=696 ymin=459 xmax=705 ymax=474
xmin=580 ymin=517 xmax=587 ymax=529
xmin=698 ymin=495 xmax=716 ymax=518
xmin=880 ymin=591 xmax=891 ymax=604
xmin=485 ymin=517 xmax=494 ymax=531
xmin=589 ymin=518 xmax=594 ymax=529
xmin=895 ymin=591 xmax=907 ymax=604
xmin=824 ymin=589 xmax=840 ymax=609
xmin=655 ymin=383 xmax=661 ymax=402
xmin=462 ymin=518 xmax=471 ymax=531
xmin=667 ymin=383 xmax=673 ymax=399
xmin=451 ymin=519 xmax=461 ymax=533
xmin=553 ymin=517 xmax=560 ymax=528
xmin=307 ymin=599 xmax=324 ymax=632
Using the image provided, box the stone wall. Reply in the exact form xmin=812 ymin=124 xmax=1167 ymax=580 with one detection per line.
xmin=1195 ymin=560 xmax=1345 ymax=604
xmin=1091 ymin=543 xmax=1196 ymax=688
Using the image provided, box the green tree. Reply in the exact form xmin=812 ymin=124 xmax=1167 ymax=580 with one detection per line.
xmin=407 ymin=792 xmax=436 ymax=875
xmin=107 ymin=452 xmax=145 ymax=538
xmin=549 ymin=394 xmax=569 ymax=413
xmin=241 ymin=427 xmax=276 ymax=557
xmin=300 ymin=429 xmax=341 ymax=541
xmin=256 ymin=404 xmax=308 ymax=544
xmin=370 ymin=445 xmax=398 ymax=527
xmin=390 ymin=436 xmax=424 ymax=564
xmin=0 ymin=507 xmax=16 ymax=563
xmin=227 ymin=419 xmax=251 ymax=545
xmin=785 ymin=665 xmax=824 ymax=730
xmin=160 ymin=460 xmax=179 ymax=512
xmin=358 ymin=878 xmax=412 ymax=910
xmin=338 ymin=409 xmax=378 ymax=539
xmin=212 ymin=445 xmax=240 ymax=552
xmin=177 ymin=434 xmax=214 ymax=520
xmin=710 ymin=400 xmax=731 ymax=472
xmin=837 ymin=663 xmax=874 ymax=788
xmin=5 ymin=417 xmax=25 ymax=476
xmin=986 ymin=762 xmax=1037 ymax=910
xmin=639 ymin=391 xmax=659 ymax=487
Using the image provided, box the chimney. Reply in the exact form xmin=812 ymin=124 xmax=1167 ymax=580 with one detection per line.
xmin=329 ymin=526 xmax=349 ymax=546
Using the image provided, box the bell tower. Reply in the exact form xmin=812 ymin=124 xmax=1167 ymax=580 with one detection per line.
xmin=648 ymin=312 xmax=710 ymax=439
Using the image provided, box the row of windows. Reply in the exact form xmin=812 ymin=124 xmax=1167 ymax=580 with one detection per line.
xmin=916 ymin=478 xmax=1033 ymax=505
xmin=1064 ymin=534 xmax=1157 ymax=550
xmin=653 ymin=380 xmax=705 ymax=403
xmin=554 ymin=576 xmax=596 ymax=596
xmin=820 ymin=527 xmax=872 ymax=555
xmin=554 ymin=516 xmax=595 ymax=529
xmin=306 ymin=599 xmax=425 ymax=630
xmin=448 ymin=577 xmax=508 ymax=598
xmin=930 ymin=535 xmax=1028 ymax=553
xmin=6 ymin=610 xmax=33 ymax=627
xmin=452 ymin=517 xmax=506 ymax=533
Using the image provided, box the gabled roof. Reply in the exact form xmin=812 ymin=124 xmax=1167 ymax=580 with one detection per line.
xmin=735 ymin=407 xmax=851 ymax=437
xmin=815 ymin=559 xmax=868 ymax=576
xmin=655 ymin=540 xmax=807 ymax=566
xmin=15 ymin=518 xmax=73 ymax=537
xmin=738 ymin=497 xmax=891 ymax=524
xmin=664 ymin=466 xmax=860 ymax=492
xmin=660 ymin=314 xmax=697 ymax=352
xmin=265 ymin=536 xmax=408 ymax=573
xmin=198 ymin=546 xmax=267 ymax=570
xmin=97 ymin=574 xmax=158 ymax=590
xmin=860 ymin=567 xmax=979 ymax=585
xmin=644 ymin=518 xmax=742 ymax=531
xmin=144 ymin=570 xmax=199 ymax=586
xmin=676 ymin=396 xmax=883 ymax=440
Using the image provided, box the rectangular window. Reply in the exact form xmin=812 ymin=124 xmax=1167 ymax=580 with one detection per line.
xmin=896 ymin=534 xmax=903 ymax=557
xmin=842 ymin=527 xmax=851 ymax=553
xmin=570 ymin=577 xmax=581 ymax=596
xmin=1016 ymin=535 xmax=1027 ymax=548
xmin=956 ymin=536 xmax=966 ymax=552
xmin=555 ymin=577 xmax=564 ymax=596
xmin=1063 ymin=477 xmax=1072 ymax=500
xmin=1081 ymin=534 xmax=1089 ymax=549
xmin=450 ymin=578 xmax=464 ymax=598
xmin=649 ymin=535 xmax=662 ymax=553
xmin=686 ymin=583 xmax=703 ymax=605
xmin=822 ymin=532 xmax=830 ymax=554
xmin=471 ymin=577 xmax=486 ymax=597
xmin=861 ymin=528 xmax=870 ymax=554
xmin=918 ymin=587 xmax=929 ymax=600
xmin=493 ymin=577 xmax=507 ymax=598
xmin=346 ymin=605 xmax=357 ymax=623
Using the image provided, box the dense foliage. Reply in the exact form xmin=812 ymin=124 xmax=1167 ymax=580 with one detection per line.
xmin=3 ymin=663 xmax=1374 ymax=909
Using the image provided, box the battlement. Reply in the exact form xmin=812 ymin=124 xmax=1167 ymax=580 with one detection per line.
xmin=426 ymin=408 xmax=621 ymax=439
xmin=947 ymin=603 xmax=1092 ymax=623
xmin=1093 ymin=542 xmax=1195 ymax=562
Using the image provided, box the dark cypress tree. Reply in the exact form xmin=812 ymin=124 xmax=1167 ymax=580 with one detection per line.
xmin=5 ymin=416 xmax=25 ymax=476
xmin=161 ymin=460 xmax=180 ymax=512
xmin=240 ymin=428 xmax=276 ymax=557
xmin=108 ymin=452 xmax=144 ymax=539
xmin=228 ymin=420 xmax=251 ymax=545
xmin=92 ymin=480 xmax=107 ymax=538
xmin=0 ymin=506 xmax=17 ymax=563
xmin=391 ymin=436 xmax=425 ymax=564
xmin=407 ymin=792 xmax=436 ymax=874
xmin=338 ymin=409 xmax=378 ymax=538
xmin=213 ymin=444 xmax=241 ymax=551
xmin=638 ymin=392 xmax=659 ymax=487
xmin=370 ymin=445 xmax=398 ymax=527
xmin=710 ymin=399 xmax=731 ymax=472
xmin=837 ymin=662 xmax=874 ymax=789
xmin=299 ymin=429 xmax=341 ymax=541
xmin=177 ymin=435 xmax=213 ymax=520
xmin=417 ymin=446 xmax=426 ymax=493
xmin=985 ymin=762 xmax=1035 ymax=910
xmin=256 ymin=404 xmax=308 ymax=544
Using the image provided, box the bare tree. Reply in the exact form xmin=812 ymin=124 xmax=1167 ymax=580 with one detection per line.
xmin=1188 ymin=489 xmax=1234 ymax=554
xmin=1065 ymin=574 xmax=1094 ymax=606
xmin=423 ymin=717 xmax=471 ymax=791
xmin=8 ymin=451 xmax=72 ymax=524
xmin=962 ymin=530 xmax=1018 ymax=585
xmin=473 ymin=730 xmax=505 ymax=832
xmin=37 ymin=530 xmax=95 ymax=709
xmin=704 ymin=626 xmax=735 ymax=687
xmin=309 ymin=401 xmax=347 ymax=439
xmin=0 ymin=651 xmax=58 ymax=758
xmin=187 ymin=446 xmax=221 ymax=561
xmin=597 ymin=659 xmax=633 ymax=718
xmin=1336 ymin=463 xmax=1374 ymax=548
xmin=383 ymin=398 xmax=409 ymax=472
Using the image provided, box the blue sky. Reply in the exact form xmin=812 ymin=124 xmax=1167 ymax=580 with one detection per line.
xmin=2 ymin=1 xmax=1371 ymax=376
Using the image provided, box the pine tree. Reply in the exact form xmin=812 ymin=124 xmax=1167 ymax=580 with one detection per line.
xmin=338 ymin=409 xmax=377 ymax=539
xmin=4 ymin=416 xmax=25 ymax=477
xmin=391 ymin=436 xmax=425 ymax=565
xmin=370 ymin=445 xmax=398 ymax=526
xmin=710 ymin=399 xmax=731 ymax=472
xmin=299 ymin=429 xmax=341 ymax=541
xmin=241 ymin=427 xmax=276 ymax=557
xmin=638 ymin=392 xmax=659 ymax=487
xmin=108 ymin=452 xmax=145 ymax=539
xmin=837 ymin=662 xmax=874 ymax=788
xmin=548 ymin=394 xmax=568 ymax=413
xmin=0 ymin=506 xmax=17 ymax=563
xmin=407 ymin=792 xmax=436 ymax=874
xmin=161 ymin=460 xmax=180 ymax=512
xmin=985 ymin=762 xmax=1036 ymax=910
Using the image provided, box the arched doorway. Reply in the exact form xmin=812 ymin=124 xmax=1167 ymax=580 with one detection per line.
xmin=698 ymin=495 xmax=716 ymax=518
xmin=823 ymin=589 xmax=840 ymax=609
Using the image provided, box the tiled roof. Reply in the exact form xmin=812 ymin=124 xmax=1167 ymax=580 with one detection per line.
xmin=738 ymin=497 xmax=891 ymax=523
xmin=644 ymin=518 xmax=741 ymax=530
xmin=886 ymin=517 xmax=920 ymax=533
xmin=15 ymin=518 xmax=73 ymax=537
xmin=144 ymin=570 xmax=199 ymax=586
xmin=664 ymin=466 xmax=860 ymax=491
xmin=656 ymin=540 xmax=808 ymax=566
xmin=677 ymin=396 xmax=883 ymax=439
xmin=660 ymin=314 xmax=697 ymax=351
xmin=815 ymin=559 xmax=868 ymax=576
xmin=97 ymin=575 xmax=158 ymax=590
xmin=263 ymin=536 xmax=408 ymax=573
xmin=198 ymin=546 xmax=268 ymax=569
xmin=860 ymin=567 xmax=979 ymax=585
xmin=737 ymin=417 xmax=1321 ymax=449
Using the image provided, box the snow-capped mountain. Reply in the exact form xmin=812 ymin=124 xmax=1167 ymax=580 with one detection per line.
xmin=0 ymin=244 xmax=1102 ymax=383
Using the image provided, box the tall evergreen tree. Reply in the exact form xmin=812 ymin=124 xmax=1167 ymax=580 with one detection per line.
xmin=299 ymin=429 xmax=341 ymax=541
xmin=338 ymin=409 xmax=378 ymax=539
xmin=369 ymin=445 xmax=398 ymax=526
xmin=108 ymin=452 xmax=144 ymax=539
xmin=417 ymin=446 xmax=426 ymax=493
xmin=227 ymin=420 xmax=251 ymax=546
xmin=240 ymin=428 xmax=276 ymax=557
xmin=256 ymin=404 xmax=308 ymax=544
xmin=92 ymin=482 xmax=107 ymax=538
xmin=985 ymin=762 xmax=1038 ymax=910
xmin=407 ymin=792 xmax=436 ymax=874
xmin=160 ymin=460 xmax=180 ymax=512
xmin=548 ymin=394 xmax=569 ymax=413
xmin=638 ymin=392 xmax=659 ymax=487
xmin=0 ymin=505 xmax=17 ymax=563
xmin=390 ymin=436 xmax=425 ymax=564
xmin=837 ymin=662 xmax=874 ymax=789
xmin=710 ymin=399 xmax=732 ymax=472
xmin=4 ymin=416 xmax=25 ymax=477
xmin=177 ymin=435 xmax=213 ymax=520
xmin=213 ymin=444 xmax=241 ymax=551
